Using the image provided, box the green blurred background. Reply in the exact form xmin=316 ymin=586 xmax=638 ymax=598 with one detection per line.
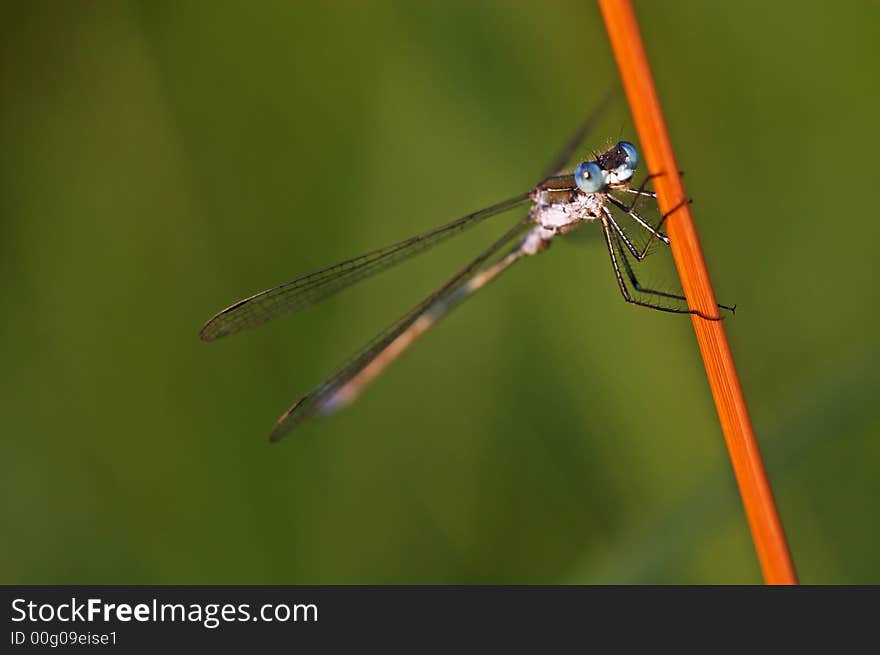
xmin=2 ymin=1 xmax=877 ymax=584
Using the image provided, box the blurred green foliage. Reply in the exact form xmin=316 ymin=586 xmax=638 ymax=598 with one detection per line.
xmin=1 ymin=1 xmax=878 ymax=584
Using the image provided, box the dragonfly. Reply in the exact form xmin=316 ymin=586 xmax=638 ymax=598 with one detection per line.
xmin=200 ymin=102 xmax=734 ymax=442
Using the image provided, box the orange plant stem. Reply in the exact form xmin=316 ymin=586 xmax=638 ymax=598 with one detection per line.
xmin=598 ymin=0 xmax=798 ymax=584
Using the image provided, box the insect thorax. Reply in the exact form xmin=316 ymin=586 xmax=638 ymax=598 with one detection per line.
xmin=521 ymin=190 xmax=605 ymax=255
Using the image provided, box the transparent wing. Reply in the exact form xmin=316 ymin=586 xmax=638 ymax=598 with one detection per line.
xmin=199 ymin=193 xmax=531 ymax=341
xmin=540 ymin=89 xmax=614 ymax=179
xmin=268 ymin=217 xmax=533 ymax=441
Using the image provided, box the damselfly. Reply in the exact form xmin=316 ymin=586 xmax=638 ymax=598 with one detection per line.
xmin=200 ymin=104 xmax=734 ymax=441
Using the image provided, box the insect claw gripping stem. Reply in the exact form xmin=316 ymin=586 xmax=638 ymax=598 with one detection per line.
xmin=599 ymin=0 xmax=797 ymax=584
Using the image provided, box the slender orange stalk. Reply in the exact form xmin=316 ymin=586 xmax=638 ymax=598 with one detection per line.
xmin=598 ymin=0 xmax=798 ymax=584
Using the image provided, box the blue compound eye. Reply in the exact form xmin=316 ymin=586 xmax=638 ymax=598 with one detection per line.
xmin=618 ymin=141 xmax=639 ymax=170
xmin=574 ymin=161 xmax=605 ymax=193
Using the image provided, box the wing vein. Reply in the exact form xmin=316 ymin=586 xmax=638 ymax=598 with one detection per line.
xmin=199 ymin=193 xmax=530 ymax=341
xmin=268 ymin=217 xmax=533 ymax=440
